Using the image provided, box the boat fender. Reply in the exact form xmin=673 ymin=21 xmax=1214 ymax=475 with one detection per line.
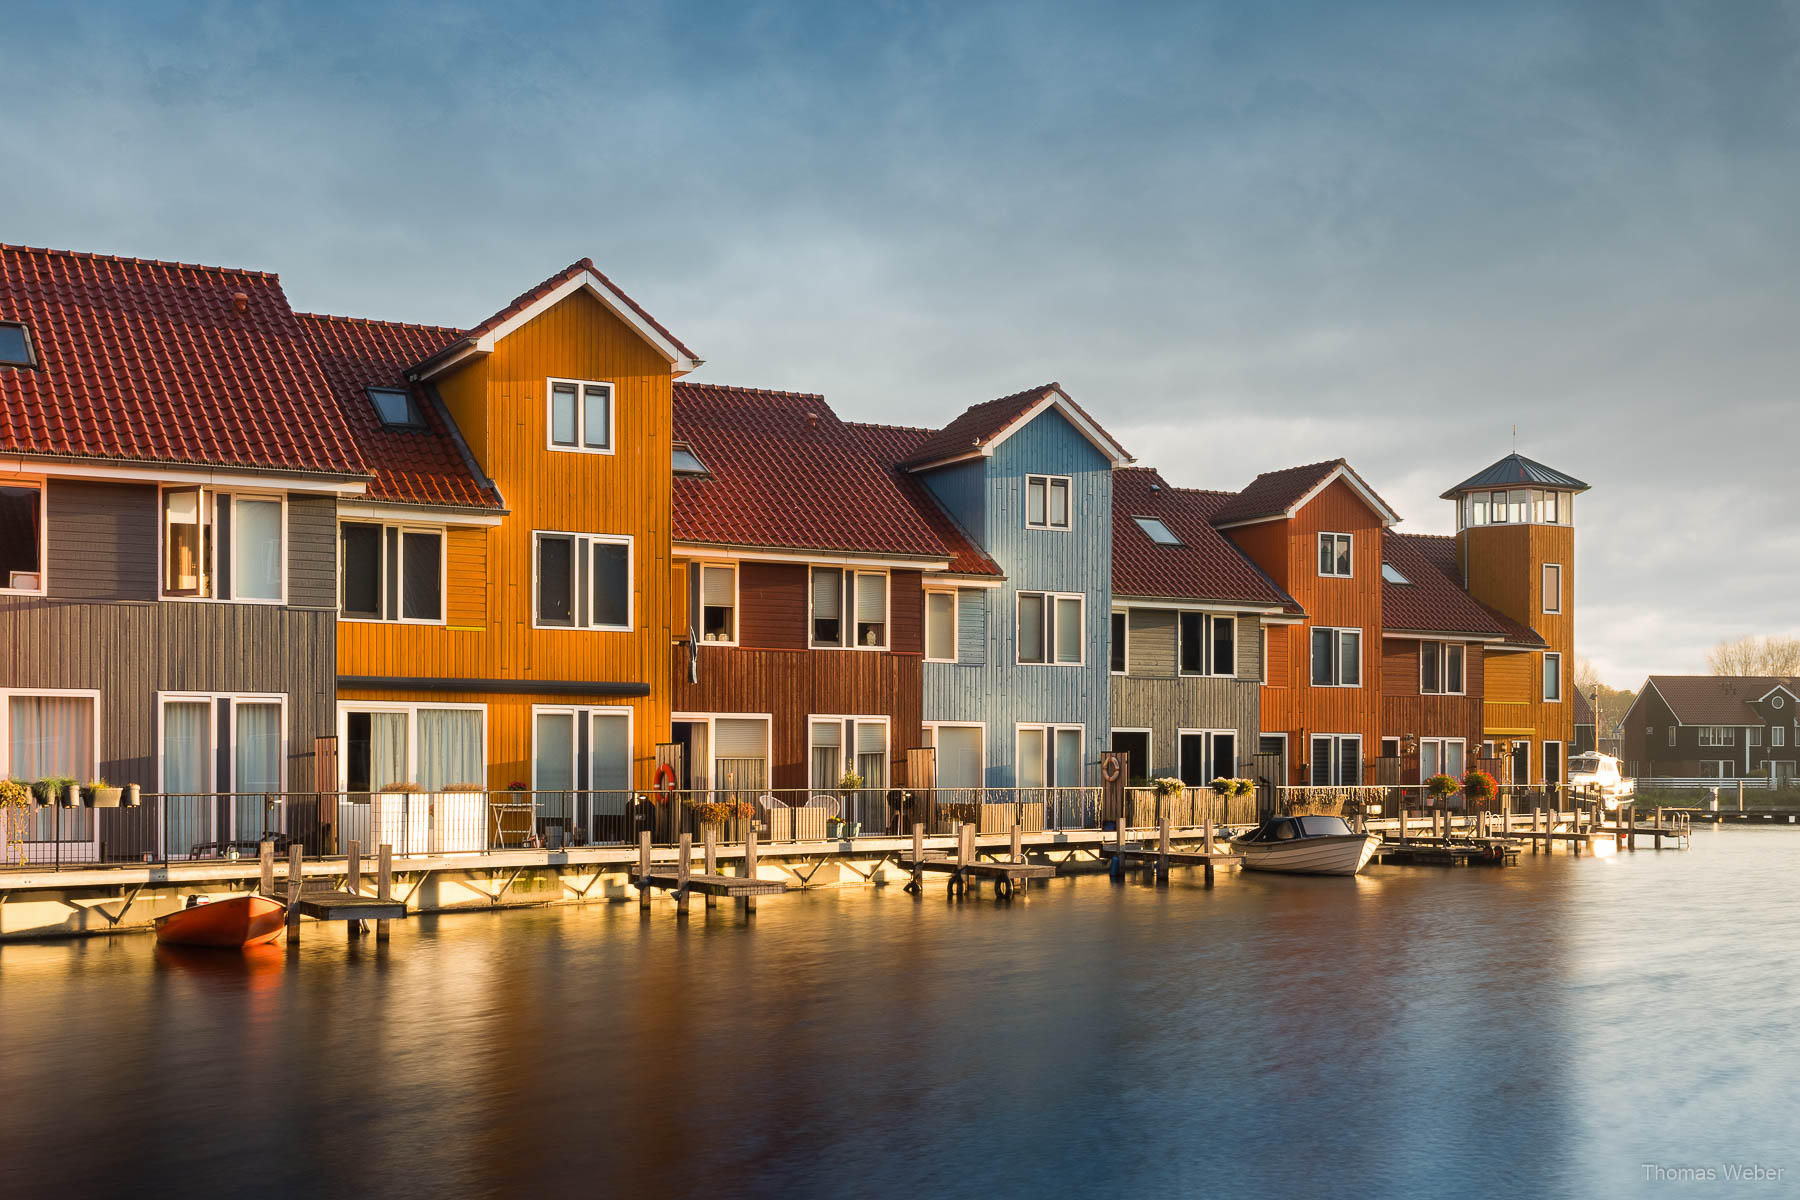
xmin=1101 ymin=757 xmax=1123 ymax=784
xmin=653 ymin=762 xmax=679 ymax=793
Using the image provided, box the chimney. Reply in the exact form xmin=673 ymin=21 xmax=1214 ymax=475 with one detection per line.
xmin=232 ymin=292 xmax=248 ymax=314
xmin=804 ymin=411 xmax=820 ymax=430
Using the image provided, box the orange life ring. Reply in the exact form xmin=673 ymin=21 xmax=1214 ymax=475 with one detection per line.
xmin=1101 ymin=756 xmax=1123 ymax=783
xmin=653 ymin=762 xmax=678 ymax=793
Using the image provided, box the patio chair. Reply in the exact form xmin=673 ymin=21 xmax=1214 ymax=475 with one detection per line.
xmin=804 ymin=794 xmax=840 ymax=819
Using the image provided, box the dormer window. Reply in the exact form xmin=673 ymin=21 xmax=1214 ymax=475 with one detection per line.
xmin=1025 ymin=475 xmax=1071 ymax=530
xmin=367 ymin=387 xmax=424 ymax=429
xmin=1318 ymin=533 xmax=1353 ymax=578
xmin=548 ymin=378 xmax=613 ymax=453
xmin=0 ymin=322 xmax=36 ymax=368
xmin=1133 ymin=516 xmax=1181 ymax=546
xmin=672 ymin=442 xmax=709 ymax=476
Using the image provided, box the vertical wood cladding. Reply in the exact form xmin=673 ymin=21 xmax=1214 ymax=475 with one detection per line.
xmin=739 ymin=561 xmax=806 ymax=650
xmin=46 ymin=480 xmax=157 ymax=602
xmin=1226 ymin=478 xmax=1386 ymax=783
xmin=287 ymin=495 xmax=338 ymax=610
xmin=1457 ymin=521 xmax=1576 ymax=759
xmin=1111 ymin=609 xmax=1266 ymax=778
xmin=338 ymin=288 xmax=677 ymax=787
xmin=445 ymin=527 xmax=488 ymax=628
xmin=1379 ymin=637 xmax=1487 ymax=779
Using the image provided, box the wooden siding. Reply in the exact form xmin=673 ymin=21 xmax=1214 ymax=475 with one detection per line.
xmin=1379 ymin=637 xmax=1487 ymax=780
xmin=1459 ymin=522 xmax=1575 ymax=754
xmin=338 ymin=288 xmax=677 ymax=788
xmin=45 ymin=480 xmax=156 ymax=602
xmin=956 ymin=587 xmax=987 ymax=664
xmin=446 ymin=526 xmax=487 ymax=628
xmin=287 ymin=495 xmax=337 ymax=610
xmin=1111 ymin=609 xmax=1265 ymax=779
xmin=1226 ymin=478 xmax=1386 ymax=783
xmin=920 ymin=406 xmax=1113 ymax=785
xmin=1126 ymin=608 xmax=1179 ymax=675
xmin=740 ymin=561 xmax=807 ymax=650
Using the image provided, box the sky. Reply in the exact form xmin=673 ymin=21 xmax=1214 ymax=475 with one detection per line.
xmin=3 ymin=0 xmax=1796 ymax=686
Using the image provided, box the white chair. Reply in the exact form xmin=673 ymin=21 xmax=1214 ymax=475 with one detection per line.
xmin=804 ymin=794 xmax=840 ymax=819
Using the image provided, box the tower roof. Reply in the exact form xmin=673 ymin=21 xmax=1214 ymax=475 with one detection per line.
xmin=1440 ymin=453 xmax=1589 ymax=499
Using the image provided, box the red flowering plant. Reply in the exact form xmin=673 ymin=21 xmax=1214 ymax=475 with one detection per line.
xmin=1461 ymin=768 xmax=1497 ymax=807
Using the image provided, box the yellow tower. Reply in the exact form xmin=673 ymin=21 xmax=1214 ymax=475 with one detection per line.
xmin=1443 ymin=454 xmax=1589 ymax=787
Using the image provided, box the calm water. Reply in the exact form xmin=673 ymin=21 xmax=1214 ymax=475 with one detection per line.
xmin=2 ymin=827 xmax=1796 ymax=1199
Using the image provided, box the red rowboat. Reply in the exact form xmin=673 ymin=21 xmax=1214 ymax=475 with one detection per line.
xmin=154 ymin=894 xmax=287 ymax=949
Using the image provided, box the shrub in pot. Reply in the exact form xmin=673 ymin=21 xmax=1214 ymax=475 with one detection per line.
xmin=85 ymin=778 xmax=124 ymax=808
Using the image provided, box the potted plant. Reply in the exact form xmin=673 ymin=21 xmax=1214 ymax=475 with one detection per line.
xmin=1152 ymin=777 xmax=1185 ymax=798
xmin=31 ymin=777 xmax=77 ymax=807
xmin=1461 ymin=768 xmax=1497 ymax=808
xmin=436 ymin=781 xmax=487 ymax=853
xmin=372 ymin=781 xmax=429 ymax=856
xmin=2 ymin=778 xmax=30 ymax=864
xmin=939 ymin=800 xmax=979 ymax=834
xmin=84 ymin=778 xmax=124 ymax=808
xmin=1426 ymin=773 xmax=1460 ymax=805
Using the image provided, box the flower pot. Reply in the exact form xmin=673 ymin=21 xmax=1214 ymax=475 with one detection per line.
xmin=61 ymin=784 xmax=81 ymax=808
xmin=88 ymin=786 xmax=123 ymax=808
xmin=123 ymin=784 xmax=141 ymax=808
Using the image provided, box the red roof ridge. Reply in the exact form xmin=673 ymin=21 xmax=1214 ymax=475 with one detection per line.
xmin=451 ymin=257 xmax=700 ymax=366
xmin=0 ymin=242 xmax=278 ymax=281
xmin=846 ymin=420 xmax=937 ymax=435
xmin=294 ymin=311 xmax=467 ymax=337
xmin=677 ymin=381 xmax=827 ymax=402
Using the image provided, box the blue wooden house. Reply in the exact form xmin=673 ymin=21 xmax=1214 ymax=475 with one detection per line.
xmin=853 ymin=384 xmax=1131 ymax=798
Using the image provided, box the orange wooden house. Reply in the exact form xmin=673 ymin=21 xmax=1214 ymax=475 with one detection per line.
xmin=303 ymin=260 xmax=698 ymax=803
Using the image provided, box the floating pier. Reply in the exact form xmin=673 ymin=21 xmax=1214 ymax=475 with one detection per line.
xmin=636 ymin=830 xmax=788 ymax=915
xmin=260 ymin=842 xmax=408 ymax=942
xmin=898 ymin=823 xmax=1056 ymax=898
xmin=1106 ymin=816 xmax=1241 ymax=885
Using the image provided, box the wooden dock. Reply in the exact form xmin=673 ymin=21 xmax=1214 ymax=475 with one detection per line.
xmin=260 ymin=842 xmax=407 ymax=942
xmin=1374 ymin=838 xmax=1518 ymax=867
xmin=1106 ymin=816 xmax=1240 ymax=885
xmin=899 ymin=824 xmax=1055 ymax=898
xmin=636 ymin=830 xmax=787 ymax=915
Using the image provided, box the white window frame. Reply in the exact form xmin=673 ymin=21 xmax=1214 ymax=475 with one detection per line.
xmin=0 ymin=687 xmax=103 ymax=854
xmin=671 ymin=711 xmax=773 ymax=788
xmin=0 ymin=476 xmax=47 ymax=595
xmin=1310 ymin=626 xmax=1363 ymax=688
xmin=1015 ymin=723 xmax=1086 ymax=787
xmin=1543 ymin=563 xmax=1562 ymax=615
xmin=1698 ymin=725 xmax=1734 ymax=748
xmin=1419 ymin=737 xmax=1467 ymax=780
xmin=1317 ymin=532 xmax=1353 ymax=578
xmin=530 ymin=704 xmax=635 ymax=792
xmin=1110 ymin=727 xmax=1153 ymax=779
xmin=808 ymin=714 xmax=891 ymax=792
xmin=337 ymin=520 xmax=449 ymax=626
xmin=545 ymin=377 xmax=616 ymax=456
xmin=1178 ymin=727 xmax=1239 ymax=786
xmin=1308 ymin=733 xmax=1363 ymax=786
xmin=1542 ymin=651 xmax=1562 ymax=702
xmin=1024 ymin=474 xmax=1072 ymax=530
xmin=1016 ymin=591 xmax=1085 ymax=666
xmin=158 ymin=485 xmax=288 ymax=605
xmin=696 ymin=562 xmax=740 ymax=647
xmin=808 ymin=567 xmax=891 ymax=651
xmin=533 ymin=530 xmax=634 ymax=632
xmin=335 ymin=700 xmax=490 ymax=791
xmin=1110 ymin=610 xmax=1128 ymax=676
xmin=924 ymin=587 xmax=959 ymax=663
xmin=158 ymin=691 xmax=290 ymax=851
xmin=1773 ymin=726 xmax=1786 ymax=749
xmin=1178 ymin=611 xmax=1238 ymax=678
xmin=1699 ymin=760 xmax=1734 ymax=779
xmin=924 ymin=721 xmax=987 ymax=789
xmin=1419 ymin=640 xmax=1467 ymax=696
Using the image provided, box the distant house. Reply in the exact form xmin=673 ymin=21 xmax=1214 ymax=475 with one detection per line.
xmin=1620 ymin=676 xmax=1800 ymax=786
xmin=1106 ymin=467 xmax=1301 ymax=787
xmin=1573 ymin=690 xmax=1596 ymax=755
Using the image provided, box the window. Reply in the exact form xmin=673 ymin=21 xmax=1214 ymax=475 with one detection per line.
xmin=1 ymin=481 xmax=44 ymax=592
xmin=1542 ymin=652 xmax=1562 ymax=702
xmin=699 ymin=564 xmax=736 ymax=644
xmin=1110 ymin=730 xmax=1151 ymax=783
xmin=1381 ymin=563 xmax=1409 ymax=584
xmin=926 ymin=724 xmax=984 ymax=790
xmin=340 ymin=522 xmax=444 ymax=623
xmin=1698 ymin=726 xmax=1734 ymax=748
xmin=1543 ymin=563 xmax=1562 ymax=615
xmin=367 ymin=386 xmax=424 ymax=429
xmin=1133 ymin=516 xmax=1181 ymax=545
xmin=1667 ymin=726 xmax=1677 ymax=747
xmin=1025 ymin=475 xmax=1071 ymax=529
xmin=671 ymin=442 xmax=709 ymax=476
xmin=1318 ymin=533 xmax=1352 ymax=578
xmin=159 ymin=693 xmax=288 ymax=849
xmin=1420 ymin=641 xmax=1466 ymax=695
xmin=1747 ymin=727 xmax=1762 ymax=748
xmin=1308 ymin=735 xmax=1362 ymax=786
xmin=547 ymin=378 xmax=614 ymax=453
xmin=0 ymin=321 xmax=35 ymax=368
xmin=1699 ymin=760 xmax=1735 ymax=779
xmin=535 ymin=532 xmax=632 ymax=630
xmin=1017 ymin=592 xmax=1083 ymax=665
xmin=341 ymin=703 xmax=485 ymax=793
xmin=1110 ymin=611 xmax=1127 ymax=674
xmin=1310 ymin=627 xmax=1362 ymax=687
xmin=532 ymin=707 xmax=633 ymax=801
xmin=810 ymin=568 xmax=888 ymax=649
xmin=1177 ymin=612 xmax=1237 ymax=677
xmin=161 ymin=488 xmax=284 ymax=602
xmin=925 ymin=589 xmax=958 ymax=662
xmin=810 ymin=716 xmax=889 ymax=791
xmin=1420 ymin=738 xmax=1466 ymax=781
xmin=3 ymin=691 xmax=99 ymax=845
xmin=1774 ymin=726 xmax=1786 ymax=749
xmin=1178 ymin=730 xmax=1237 ymax=786
xmin=1490 ymin=491 xmax=1509 ymax=523
xmin=1018 ymin=725 xmax=1084 ymax=788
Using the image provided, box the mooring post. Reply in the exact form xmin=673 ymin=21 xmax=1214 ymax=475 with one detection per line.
xmin=285 ymin=842 xmax=303 ymax=944
xmin=1204 ymin=817 xmax=1215 ymax=856
xmin=1396 ymin=807 xmax=1406 ymax=847
xmin=1501 ymin=806 xmax=1511 ymax=836
xmin=638 ymin=830 xmax=653 ymax=911
xmin=675 ymin=833 xmax=692 ymax=915
xmin=346 ymin=840 xmax=363 ymax=940
xmin=1011 ymin=822 xmax=1023 ymax=865
xmin=1158 ymin=815 xmax=1171 ymax=883
xmin=1111 ymin=811 xmax=1126 ymax=880
xmin=910 ymin=822 xmax=924 ymax=895
xmin=1655 ymin=806 xmax=1664 ymax=850
xmin=1532 ymin=807 xmax=1543 ymax=854
xmin=1624 ymin=805 xmax=1635 ymax=851
xmin=742 ymin=825 xmax=759 ymax=915
xmin=377 ymin=844 xmax=393 ymax=943
xmin=703 ymin=827 xmax=718 ymax=909
xmin=259 ymin=839 xmax=275 ymax=896
xmin=1738 ymin=780 xmax=1745 ymax=812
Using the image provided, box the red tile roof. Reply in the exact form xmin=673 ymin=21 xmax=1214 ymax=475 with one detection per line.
xmin=847 ymin=423 xmax=1002 ymax=577
xmin=901 ymin=382 xmax=1130 ymax=469
xmin=1111 ymin=467 xmax=1300 ymax=612
xmin=1208 ymin=458 xmax=1399 ymax=527
xmin=0 ymin=245 xmax=368 ymax=478
xmin=673 ymin=383 xmax=990 ymax=567
xmin=299 ymin=314 xmax=502 ymax=510
xmin=413 ymin=258 xmax=699 ymax=375
xmin=1386 ymin=532 xmax=1545 ymax=646
xmin=1645 ymin=676 xmax=1800 ymax=726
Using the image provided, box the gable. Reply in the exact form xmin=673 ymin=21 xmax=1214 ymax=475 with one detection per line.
xmin=986 ymin=403 xmax=1115 ymax=480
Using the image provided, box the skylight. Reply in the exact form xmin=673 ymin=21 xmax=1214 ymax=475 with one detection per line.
xmin=672 ymin=442 xmax=709 ymax=476
xmin=1133 ymin=516 xmax=1182 ymax=546
xmin=0 ymin=322 xmax=35 ymax=368
xmin=368 ymin=387 xmax=424 ymax=429
xmin=1382 ymin=563 xmax=1410 ymax=584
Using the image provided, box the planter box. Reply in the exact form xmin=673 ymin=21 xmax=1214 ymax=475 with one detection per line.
xmin=432 ymin=790 xmax=487 ymax=854
xmin=371 ymin=792 xmax=429 ymax=856
xmin=87 ymin=787 xmax=123 ymax=808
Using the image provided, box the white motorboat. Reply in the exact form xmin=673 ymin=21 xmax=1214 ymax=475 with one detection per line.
xmin=1231 ymin=814 xmax=1380 ymax=876
xmin=1568 ymin=752 xmax=1635 ymax=810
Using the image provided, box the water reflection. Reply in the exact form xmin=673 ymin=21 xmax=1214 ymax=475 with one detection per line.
xmin=0 ymin=828 xmax=1795 ymax=1199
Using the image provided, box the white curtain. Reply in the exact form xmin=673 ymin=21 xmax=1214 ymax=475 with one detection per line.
xmin=417 ymin=708 xmax=482 ymax=791
xmin=535 ymin=712 xmax=575 ymax=791
xmin=233 ymin=499 xmax=283 ymax=600
xmin=856 ymin=721 xmax=887 ymax=790
xmin=926 ymin=592 xmax=955 ymax=660
xmin=367 ymin=712 xmax=409 ymax=792
xmin=233 ymin=702 xmax=282 ymax=839
xmin=10 ymin=695 xmax=95 ymax=840
xmin=1055 ymin=597 xmax=1082 ymax=663
xmin=810 ymin=720 xmax=842 ymax=790
xmin=163 ymin=700 xmax=212 ymax=856
xmin=935 ymin=727 xmax=982 ymax=790
xmin=590 ymin=714 xmax=631 ymax=792
xmin=1054 ymin=728 xmax=1083 ymax=787
xmin=1017 ymin=728 xmax=1047 ymax=789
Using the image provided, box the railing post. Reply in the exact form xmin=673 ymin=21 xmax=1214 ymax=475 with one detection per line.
xmin=1011 ymin=822 xmax=1023 ymax=865
xmin=346 ymin=840 xmax=362 ymax=940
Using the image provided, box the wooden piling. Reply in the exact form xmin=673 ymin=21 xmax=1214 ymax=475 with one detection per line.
xmin=259 ymin=839 xmax=275 ymax=896
xmin=676 ymin=833 xmax=692 ymax=914
xmin=910 ymin=823 xmax=924 ymax=895
xmin=1625 ymin=805 xmax=1636 ymax=851
xmin=1396 ymin=808 xmax=1406 ymax=847
xmin=702 ymin=828 xmax=717 ymax=909
xmin=1533 ymin=807 xmax=1543 ymax=854
xmin=1011 ymin=823 xmax=1023 ymax=865
xmin=1655 ymin=806 xmax=1664 ymax=850
xmin=347 ymin=841 xmax=362 ymax=940
xmin=742 ymin=826 xmax=760 ymax=914
xmin=638 ymin=831 xmax=653 ymax=911
xmin=377 ymin=844 xmax=393 ymax=942
xmin=285 ymin=843 xmax=303 ymax=943
xmin=1203 ymin=818 xmax=1215 ymax=856
xmin=1157 ymin=816 xmax=1171 ymax=882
